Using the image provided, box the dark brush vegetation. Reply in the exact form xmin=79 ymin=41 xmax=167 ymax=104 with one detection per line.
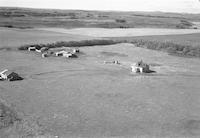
xmin=176 ymin=20 xmax=194 ymax=29
xmin=0 ymin=99 xmax=19 ymax=129
xmin=123 ymin=39 xmax=200 ymax=57
xmin=18 ymin=38 xmax=200 ymax=58
xmin=18 ymin=39 xmax=117 ymax=50
xmin=0 ymin=98 xmax=52 ymax=137
xmin=115 ymin=19 xmax=126 ymax=23
xmin=3 ymin=24 xmax=33 ymax=29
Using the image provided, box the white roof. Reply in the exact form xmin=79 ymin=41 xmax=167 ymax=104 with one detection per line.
xmin=55 ymin=50 xmax=69 ymax=54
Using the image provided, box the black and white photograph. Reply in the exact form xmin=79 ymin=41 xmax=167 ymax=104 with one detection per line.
xmin=1 ymin=0 xmax=200 ymax=137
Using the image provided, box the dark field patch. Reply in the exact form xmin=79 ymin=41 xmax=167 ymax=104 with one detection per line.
xmin=100 ymin=51 xmax=128 ymax=57
xmin=0 ymin=99 xmax=19 ymax=129
xmin=178 ymin=119 xmax=200 ymax=135
xmin=149 ymin=63 xmax=162 ymax=67
xmin=0 ymin=47 xmax=12 ymax=51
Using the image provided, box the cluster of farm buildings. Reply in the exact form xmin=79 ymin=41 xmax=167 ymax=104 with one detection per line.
xmin=29 ymin=46 xmax=152 ymax=73
xmin=1 ymin=45 xmax=154 ymax=82
xmin=28 ymin=46 xmax=80 ymax=58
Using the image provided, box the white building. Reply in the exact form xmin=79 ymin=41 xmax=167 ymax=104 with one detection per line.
xmin=131 ymin=61 xmax=150 ymax=73
xmin=0 ymin=69 xmax=8 ymax=80
xmin=28 ymin=47 xmax=36 ymax=51
xmin=63 ymin=53 xmax=77 ymax=58
xmin=72 ymin=49 xmax=80 ymax=53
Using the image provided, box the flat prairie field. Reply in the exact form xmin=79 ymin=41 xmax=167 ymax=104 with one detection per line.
xmin=38 ymin=27 xmax=200 ymax=37
xmin=0 ymin=27 xmax=95 ymax=48
xmin=1 ymin=27 xmax=200 ymax=137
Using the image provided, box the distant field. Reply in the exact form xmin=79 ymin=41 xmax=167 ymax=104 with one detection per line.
xmin=2 ymin=27 xmax=200 ymax=58
xmin=38 ymin=27 xmax=200 ymax=37
xmin=0 ymin=27 xmax=95 ymax=48
xmin=1 ymin=7 xmax=200 ymax=29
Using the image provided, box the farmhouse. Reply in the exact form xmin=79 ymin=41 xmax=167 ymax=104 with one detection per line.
xmin=55 ymin=50 xmax=70 ymax=56
xmin=131 ymin=60 xmax=150 ymax=73
xmin=54 ymin=50 xmax=77 ymax=58
xmin=42 ymin=53 xmax=48 ymax=58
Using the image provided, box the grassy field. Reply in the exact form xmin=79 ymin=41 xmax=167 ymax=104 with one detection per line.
xmin=1 ymin=42 xmax=200 ymax=137
xmin=1 ymin=27 xmax=200 ymax=137
xmin=2 ymin=7 xmax=200 ymax=137
xmin=38 ymin=27 xmax=200 ymax=37
xmin=1 ymin=7 xmax=200 ymax=29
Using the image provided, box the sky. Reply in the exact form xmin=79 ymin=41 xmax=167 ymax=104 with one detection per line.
xmin=0 ymin=0 xmax=200 ymax=13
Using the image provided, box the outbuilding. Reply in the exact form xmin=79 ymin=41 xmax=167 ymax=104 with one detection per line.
xmin=131 ymin=60 xmax=150 ymax=73
xmin=72 ymin=49 xmax=80 ymax=53
xmin=42 ymin=53 xmax=48 ymax=58
xmin=28 ymin=47 xmax=36 ymax=51
xmin=63 ymin=53 xmax=77 ymax=58
xmin=55 ymin=51 xmax=70 ymax=57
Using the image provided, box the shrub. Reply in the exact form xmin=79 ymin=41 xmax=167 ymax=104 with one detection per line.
xmin=115 ymin=19 xmax=126 ymax=23
xmin=18 ymin=39 xmax=117 ymax=50
xmin=122 ymin=39 xmax=200 ymax=58
xmin=4 ymin=25 xmax=14 ymax=28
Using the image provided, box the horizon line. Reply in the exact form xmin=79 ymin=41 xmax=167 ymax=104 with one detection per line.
xmin=1 ymin=6 xmax=200 ymax=15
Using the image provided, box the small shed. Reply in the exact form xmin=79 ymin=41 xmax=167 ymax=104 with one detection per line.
xmin=63 ymin=53 xmax=77 ymax=58
xmin=28 ymin=47 xmax=36 ymax=51
xmin=35 ymin=49 xmax=42 ymax=53
xmin=72 ymin=49 xmax=80 ymax=53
